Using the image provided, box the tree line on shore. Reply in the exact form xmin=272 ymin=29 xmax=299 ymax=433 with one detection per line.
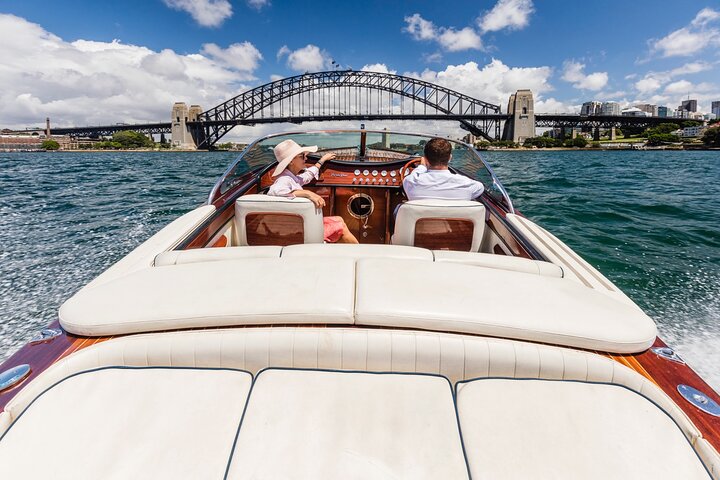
xmin=40 ymin=130 xmax=244 ymax=151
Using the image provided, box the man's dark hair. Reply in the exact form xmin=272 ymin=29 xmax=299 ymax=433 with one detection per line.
xmin=424 ymin=138 xmax=452 ymax=166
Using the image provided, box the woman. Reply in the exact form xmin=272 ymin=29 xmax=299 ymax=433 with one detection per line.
xmin=268 ymin=139 xmax=359 ymax=244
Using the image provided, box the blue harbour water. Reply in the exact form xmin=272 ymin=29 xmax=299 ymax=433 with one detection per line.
xmin=0 ymin=150 xmax=718 ymax=389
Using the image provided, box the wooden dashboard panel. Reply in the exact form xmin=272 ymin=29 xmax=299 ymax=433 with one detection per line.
xmin=260 ymin=160 xmax=405 ymax=189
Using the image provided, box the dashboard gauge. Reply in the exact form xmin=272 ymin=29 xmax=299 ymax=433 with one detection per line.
xmin=371 ymin=170 xmax=378 ymax=176
xmin=354 ymin=169 xmax=361 ymax=176
xmin=380 ymin=170 xmax=387 ymax=177
xmin=389 ymin=170 xmax=397 ymax=177
xmin=363 ymin=169 xmax=370 ymax=176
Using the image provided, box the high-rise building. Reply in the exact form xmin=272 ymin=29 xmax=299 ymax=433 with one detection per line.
xmin=580 ymin=101 xmax=602 ymax=115
xmin=680 ymin=99 xmax=698 ymax=112
xmin=657 ymin=106 xmax=669 ymax=117
xmin=712 ymin=101 xmax=720 ymax=118
xmin=634 ymin=104 xmax=658 ymax=116
xmin=601 ymin=102 xmax=621 ymax=116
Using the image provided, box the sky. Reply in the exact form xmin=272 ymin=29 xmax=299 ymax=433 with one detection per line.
xmin=1 ymin=0 xmax=719 ymax=140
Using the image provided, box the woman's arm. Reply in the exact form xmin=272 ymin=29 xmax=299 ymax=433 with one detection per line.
xmin=291 ymin=189 xmax=325 ymax=208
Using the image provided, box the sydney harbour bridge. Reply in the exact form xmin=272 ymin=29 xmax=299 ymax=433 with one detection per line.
xmin=40 ymin=70 xmax=671 ymax=148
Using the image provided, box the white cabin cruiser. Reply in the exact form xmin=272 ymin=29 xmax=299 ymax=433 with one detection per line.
xmin=0 ymin=130 xmax=718 ymax=479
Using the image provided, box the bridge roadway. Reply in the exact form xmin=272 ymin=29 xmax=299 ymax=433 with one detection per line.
xmin=44 ymin=113 xmax=675 ymax=139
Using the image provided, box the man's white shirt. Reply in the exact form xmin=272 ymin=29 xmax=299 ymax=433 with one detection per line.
xmin=402 ymin=165 xmax=484 ymax=201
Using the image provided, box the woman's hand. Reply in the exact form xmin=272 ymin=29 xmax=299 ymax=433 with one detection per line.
xmin=293 ymin=189 xmax=325 ymax=208
xmin=306 ymin=191 xmax=326 ymax=208
xmin=319 ymin=153 xmax=336 ymax=164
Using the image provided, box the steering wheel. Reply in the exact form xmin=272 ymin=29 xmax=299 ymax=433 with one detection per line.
xmin=399 ymin=157 xmax=423 ymax=182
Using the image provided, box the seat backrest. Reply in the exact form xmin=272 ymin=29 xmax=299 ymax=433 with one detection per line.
xmin=234 ymin=194 xmax=323 ymax=246
xmin=392 ymin=199 xmax=486 ymax=252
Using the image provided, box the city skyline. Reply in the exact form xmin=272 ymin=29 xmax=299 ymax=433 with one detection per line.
xmin=1 ymin=0 xmax=719 ymax=140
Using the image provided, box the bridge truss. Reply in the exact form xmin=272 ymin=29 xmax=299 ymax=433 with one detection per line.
xmin=192 ymin=70 xmax=504 ymax=148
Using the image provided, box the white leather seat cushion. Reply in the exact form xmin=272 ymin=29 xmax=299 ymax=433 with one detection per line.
xmin=392 ymin=199 xmax=486 ymax=251
xmin=226 ymin=369 xmax=468 ymax=479
xmin=154 ymin=246 xmax=282 ymax=266
xmin=235 ymin=194 xmax=323 ymax=245
xmin=282 ymin=243 xmax=434 ymax=261
xmin=0 ymin=367 xmax=252 ymax=480
xmin=60 ymin=258 xmax=356 ymax=336
xmin=457 ymin=379 xmax=711 ymax=479
xmin=355 ymin=259 xmax=657 ymax=354
xmin=433 ymin=250 xmax=563 ymax=277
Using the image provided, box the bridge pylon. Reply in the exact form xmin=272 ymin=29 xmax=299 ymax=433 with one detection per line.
xmin=171 ymin=103 xmax=203 ymax=149
xmin=502 ymin=90 xmax=535 ymax=144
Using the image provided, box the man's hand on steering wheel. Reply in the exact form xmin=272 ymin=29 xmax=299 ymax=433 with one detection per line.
xmin=399 ymin=156 xmax=424 ymax=182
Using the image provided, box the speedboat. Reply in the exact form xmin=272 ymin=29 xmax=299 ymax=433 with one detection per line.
xmin=0 ymin=129 xmax=718 ymax=479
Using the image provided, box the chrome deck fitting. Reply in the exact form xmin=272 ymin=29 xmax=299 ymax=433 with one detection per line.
xmin=651 ymin=346 xmax=685 ymax=364
xmin=29 ymin=328 xmax=63 ymax=344
xmin=0 ymin=364 xmax=31 ymax=392
xmin=677 ymin=385 xmax=720 ymax=417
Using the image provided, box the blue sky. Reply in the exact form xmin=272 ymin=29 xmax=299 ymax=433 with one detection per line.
xmin=1 ymin=0 xmax=719 ymax=139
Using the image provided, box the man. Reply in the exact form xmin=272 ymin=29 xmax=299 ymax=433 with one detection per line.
xmin=402 ymin=138 xmax=484 ymax=200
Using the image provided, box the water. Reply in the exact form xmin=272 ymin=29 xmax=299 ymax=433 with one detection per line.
xmin=1 ymin=150 xmax=718 ymax=390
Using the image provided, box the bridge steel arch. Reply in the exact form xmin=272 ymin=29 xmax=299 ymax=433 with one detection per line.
xmin=193 ymin=70 xmax=503 ymax=149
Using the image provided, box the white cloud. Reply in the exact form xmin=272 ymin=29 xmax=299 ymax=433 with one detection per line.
xmin=285 ymin=44 xmax=331 ymax=72
xmin=269 ymin=74 xmax=284 ymax=82
xmin=361 ymin=63 xmax=397 ymax=74
xmin=649 ymin=8 xmax=720 ymax=57
xmin=635 ymin=77 xmax=663 ymax=94
xmin=403 ymin=14 xmax=482 ymax=52
xmin=561 ymin=61 xmax=608 ymax=91
xmin=437 ymin=27 xmax=482 ymax=52
xmin=691 ymin=7 xmax=720 ymax=27
xmin=664 ymin=80 xmax=694 ymax=94
xmin=403 ymin=13 xmax=437 ymax=40
xmin=276 ymin=45 xmax=290 ymax=60
xmin=405 ymin=59 xmax=553 ymax=110
xmin=423 ymin=52 xmax=443 ymax=64
xmin=247 ymin=0 xmax=269 ymax=10
xmin=162 ymin=0 xmax=232 ymax=27
xmin=633 ymin=61 xmax=714 ymax=94
xmin=478 ymin=0 xmax=534 ymax=33
xmin=201 ymin=42 xmax=262 ymax=72
xmin=0 ymin=14 xmax=260 ymax=128
xmin=535 ymin=98 xmax=577 ymax=114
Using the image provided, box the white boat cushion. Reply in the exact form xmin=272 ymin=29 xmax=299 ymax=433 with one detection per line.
xmin=0 ymin=367 xmax=252 ymax=480
xmin=282 ymin=243 xmax=434 ymax=261
xmin=154 ymin=246 xmax=282 ymax=266
xmin=456 ymin=378 xmax=711 ymax=479
xmin=59 ymin=258 xmax=356 ymax=336
xmin=392 ymin=199 xmax=486 ymax=251
xmin=433 ymin=250 xmax=563 ymax=277
xmin=4 ymin=329 xmax=717 ymax=475
xmin=234 ymin=194 xmax=323 ymax=245
xmin=226 ymin=369 xmax=468 ymax=480
xmin=355 ymin=258 xmax=657 ymax=354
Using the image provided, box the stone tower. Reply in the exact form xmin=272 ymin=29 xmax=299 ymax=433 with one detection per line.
xmin=171 ymin=102 xmax=202 ymax=149
xmin=502 ymin=90 xmax=535 ymax=143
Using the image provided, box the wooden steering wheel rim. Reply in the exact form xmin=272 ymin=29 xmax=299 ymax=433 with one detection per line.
xmin=399 ymin=157 xmax=423 ymax=183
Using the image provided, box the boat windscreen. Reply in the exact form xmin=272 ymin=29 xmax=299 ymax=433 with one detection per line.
xmin=212 ymin=130 xmax=513 ymax=212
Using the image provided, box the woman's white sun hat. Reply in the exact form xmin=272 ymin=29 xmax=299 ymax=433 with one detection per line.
xmin=272 ymin=139 xmax=318 ymax=176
